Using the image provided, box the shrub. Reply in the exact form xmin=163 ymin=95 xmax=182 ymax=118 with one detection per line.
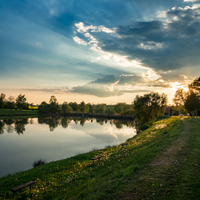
xmin=33 ymin=159 xmax=46 ymax=168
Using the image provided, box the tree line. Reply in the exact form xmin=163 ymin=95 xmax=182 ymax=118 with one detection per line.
xmin=1 ymin=76 xmax=200 ymax=127
xmin=38 ymin=96 xmax=136 ymax=116
xmin=0 ymin=94 xmax=28 ymax=110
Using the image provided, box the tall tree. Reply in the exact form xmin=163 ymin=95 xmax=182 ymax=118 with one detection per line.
xmin=133 ymin=92 xmax=167 ymax=125
xmin=79 ymin=101 xmax=89 ymax=113
xmin=49 ymin=95 xmax=59 ymax=114
xmin=184 ymin=91 xmax=200 ymax=116
xmin=16 ymin=94 xmax=27 ymax=110
xmin=7 ymin=96 xmax=15 ymax=110
xmin=188 ymin=76 xmax=200 ymax=94
xmin=0 ymin=93 xmax=6 ymax=108
xmin=173 ymin=89 xmax=188 ymax=106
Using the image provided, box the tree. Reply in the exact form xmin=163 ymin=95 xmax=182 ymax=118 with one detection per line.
xmin=69 ymin=102 xmax=80 ymax=112
xmin=38 ymin=101 xmax=49 ymax=113
xmin=184 ymin=91 xmax=200 ymax=116
xmin=7 ymin=96 xmax=15 ymax=110
xmin=49 ymin=95 xmax=59 ymax=114
xmin=79 ymin=101 xmax=89 ymax=113
xmin=96 ymin=104 xmax=107 ymax=113
xmin=16 ymin=94 xmax=27 ymax=110
xmin=133 ymin=92 xmax=167 ymax=125
xmin=188 ymin=76 xmax=200 ymax=94
xmin=0 ymin=93 xmax=6 ymax=108
xmin=106 ymin=107 xmax=116 ymax=115
xmin=114 ymin=103 xmax=125 ymax=114
xmin=62 ymin=102 xmax=72 ymax=114
xmin=87 ymin=103 xmax=95 ymax=113
xmin=173 ymin=89 xmax=188 ymax=106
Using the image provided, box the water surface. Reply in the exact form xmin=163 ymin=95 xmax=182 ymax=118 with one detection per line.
xmin=0 ymin=117 xmax=136 ymax=177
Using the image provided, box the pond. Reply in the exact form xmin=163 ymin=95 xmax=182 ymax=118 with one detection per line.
xmin=0 ymin=117 xmax=136 ymax=177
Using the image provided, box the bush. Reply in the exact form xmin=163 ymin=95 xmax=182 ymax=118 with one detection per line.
xmin=32 ymin=159 xmax=46 ymax=168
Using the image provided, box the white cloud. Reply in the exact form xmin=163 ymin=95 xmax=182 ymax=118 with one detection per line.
xmin=74 ymin=22 xmax=116 ymax=34
xmin=156 ymin=10 xmax=168 ymax=18
xmin=73 ymin=36 xmax=87 ymax=45
xmin=138 ymin=42 xmax=163 ymax=50
xmin=142 ymin=69 xmax=161 ymax=81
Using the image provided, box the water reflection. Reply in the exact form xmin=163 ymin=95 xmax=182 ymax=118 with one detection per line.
xmin=0 ymin=117 xmax=136 ymax=135
xmin=15 ymin=119 xmax=28 ymax=135
xmin=0 ymin=120 xmax=4 ymax=134
xmin=0 ymin=119 xmax=28 ymax=135
xmin=0 ymin=117 xmax=136 ymax=177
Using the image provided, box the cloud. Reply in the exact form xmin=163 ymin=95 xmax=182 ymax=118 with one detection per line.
xmin=73 ymin=36 xmax=87 ymax=45
xmin=23 ymin=87 xmax=71 ymax=93
xmin=71 ymin=74 xmax=162 ymax=97
xmin=73 ymin=4 xmax=200 ymax=80
xmin=23 ymin=73 xmax=170 ymax=98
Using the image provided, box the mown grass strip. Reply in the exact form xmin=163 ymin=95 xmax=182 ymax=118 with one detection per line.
xmin=0 ymin=109 xmax=39 ymax=117
xmin=0 ymin=117 xmax=184 ymax=199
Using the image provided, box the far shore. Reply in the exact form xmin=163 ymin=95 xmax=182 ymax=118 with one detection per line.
xmin=0 ymin=109 xmax=135 ymax=120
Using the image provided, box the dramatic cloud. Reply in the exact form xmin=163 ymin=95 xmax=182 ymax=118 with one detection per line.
xmin=73 ymin=4 xmax=200 ymax=80
xmin=71 ymin=75 xmax=165 ymax=97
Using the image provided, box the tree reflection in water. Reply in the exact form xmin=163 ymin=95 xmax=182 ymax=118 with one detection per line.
xmin=3 ymin=119 xmax=15 ymax=133
xmin=14 ymin=118 xmax=29 ymax=135
xmin=0 ymin=120 xmax=5 ymax=134
xmin=0 ymin=117 xmax=136 ymax=134
xmin=61 ymin=117 xmax=71 ymax=128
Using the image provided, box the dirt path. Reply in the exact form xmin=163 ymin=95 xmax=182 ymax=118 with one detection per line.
xmin=117 ymin=117 xmax=196 ymax=199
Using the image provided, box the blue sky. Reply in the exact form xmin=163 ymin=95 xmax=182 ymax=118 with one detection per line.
xmin=1 ymin=0 xmax=200 ymax=104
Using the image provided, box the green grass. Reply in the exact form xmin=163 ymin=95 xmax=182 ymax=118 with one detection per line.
xmin=0 ymin=117 xmax=199 ymax=199
xmin=0 ymin=109 xmax=39 ymax=117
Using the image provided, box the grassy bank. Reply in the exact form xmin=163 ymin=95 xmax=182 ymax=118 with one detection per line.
xmin=0 ymin=109 xmax=39 ymax=117
xmin=0 ymin=117 xmax=200 ymax=199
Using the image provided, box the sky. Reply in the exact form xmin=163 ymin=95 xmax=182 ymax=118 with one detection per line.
xmin=0 ymin=0 xmax=200 ymax=105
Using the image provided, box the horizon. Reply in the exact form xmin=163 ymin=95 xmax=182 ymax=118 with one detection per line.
xmin=1 ymin=0 xmax=199 ymax=105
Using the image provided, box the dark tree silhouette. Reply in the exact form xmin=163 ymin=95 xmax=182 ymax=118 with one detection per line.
xmin=6 ymin=96 xmax=15 ymax=110
xmin=173 ymin=89 xmax=188 ymax=106
xmin=0 ymin=93 xmax=6 ymax=108
xmin=16 ymin=94 xmax=27 ymax=110
xmin=189 ymin=76 xmax=200 ymax=94
xmin=185 ymin=91 xmax=200 ymax=116
xmin=49 ymin=96 xmax=59 ymax=114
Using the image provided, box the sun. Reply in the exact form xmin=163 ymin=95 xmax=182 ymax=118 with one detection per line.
xmin=183 ymin=87 xmax=189 ymax=92
xmin=170 ymin=82 xmax=189 ymax=93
